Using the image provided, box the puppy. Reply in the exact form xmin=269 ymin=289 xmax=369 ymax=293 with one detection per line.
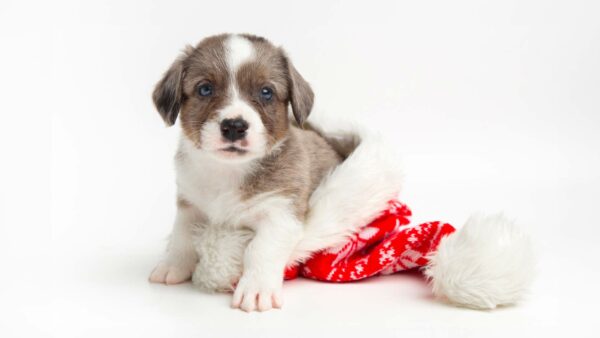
xmin=149 ymin=34 xmax=343 ymax=312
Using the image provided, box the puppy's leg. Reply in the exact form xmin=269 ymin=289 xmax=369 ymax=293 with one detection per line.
xmin=149 ymin=199 xmax=200 ymax=285
xmin=231 ymin=200 xmax=302 ymax=312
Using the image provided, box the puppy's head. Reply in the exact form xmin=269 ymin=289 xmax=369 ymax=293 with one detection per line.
xmin=153 ymin=34 xmax=314 ymax=162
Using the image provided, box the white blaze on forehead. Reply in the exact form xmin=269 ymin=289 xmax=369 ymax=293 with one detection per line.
xmin=225 ymin=35 xmax=255 ymax=74
xmin=224 ymin=35 xmax=256 ymax=105
xmin=212 ymin=35 xmax=266 ymax=157
xmin=222 ymin=35 xmax=258 ymax=120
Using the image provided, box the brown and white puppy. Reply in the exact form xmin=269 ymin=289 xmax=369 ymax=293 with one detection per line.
xmin=149 ymin=34 xmax=342 ymax=312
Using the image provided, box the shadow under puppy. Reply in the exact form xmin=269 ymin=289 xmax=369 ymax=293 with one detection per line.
xmin=149 ymin=34 xmax=350 ymax=312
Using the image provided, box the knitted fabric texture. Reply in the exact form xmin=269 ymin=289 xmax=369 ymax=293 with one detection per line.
xmin=284 ymin=200 xmax=456 ymax=281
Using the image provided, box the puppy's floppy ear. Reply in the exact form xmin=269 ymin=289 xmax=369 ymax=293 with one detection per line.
xmin=152 ymin=50 xmax=189 ymax=126
xmin=285 ymin=55 xmax=314 ymax=127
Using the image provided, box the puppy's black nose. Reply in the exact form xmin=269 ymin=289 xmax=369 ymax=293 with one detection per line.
xmin=220 ymin=118 xmax=248 ymax=142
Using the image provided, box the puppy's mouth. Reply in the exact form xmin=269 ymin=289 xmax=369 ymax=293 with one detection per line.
xmin=219 ymin=146 xmax=248 ymax=154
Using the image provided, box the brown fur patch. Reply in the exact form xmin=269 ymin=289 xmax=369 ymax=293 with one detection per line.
xmin=179 ymin=35 xmax=231 ymax=145
xmin=301 ymin=121 xmax=361 ymax=160
xmin=235 ymin=38 xmax=291 ymax=147
xmin=241 ymin=126 xmax=342 ymax=220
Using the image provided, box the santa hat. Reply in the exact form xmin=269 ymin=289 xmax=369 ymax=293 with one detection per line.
xmin=286 ymin=120 xmax=535 ymax=309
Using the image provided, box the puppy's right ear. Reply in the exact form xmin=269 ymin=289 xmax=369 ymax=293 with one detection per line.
xmin=152 ymin=51 xmax=189 ymax=126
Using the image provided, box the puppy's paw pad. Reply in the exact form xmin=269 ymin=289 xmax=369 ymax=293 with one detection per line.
xmin=149 ymin=262 xmax=192 ymax=284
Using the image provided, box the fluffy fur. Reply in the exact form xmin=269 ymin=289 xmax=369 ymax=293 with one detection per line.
xmin=424 ymin=214 xmax=535 ymax=309
xmin=192 ymin=224 xmax=253 ymax=292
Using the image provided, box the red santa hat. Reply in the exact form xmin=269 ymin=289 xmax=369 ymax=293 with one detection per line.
xmin=284 ymin=120 xmax=534 ymax=309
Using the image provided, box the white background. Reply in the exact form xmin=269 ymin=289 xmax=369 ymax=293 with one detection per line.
xmin=1 ymin=0 xmax=599 ymax=337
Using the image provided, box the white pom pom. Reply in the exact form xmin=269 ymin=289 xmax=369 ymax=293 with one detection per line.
xmin=424 ymin=214 xmax=535 ymax=309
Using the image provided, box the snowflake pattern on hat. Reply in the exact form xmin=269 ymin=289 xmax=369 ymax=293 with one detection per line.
xmin=284 ymin=200 xmax=456 ymax=282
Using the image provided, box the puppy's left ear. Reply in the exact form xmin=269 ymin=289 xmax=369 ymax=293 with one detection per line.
xmin=152 ymin=51 xmax=188 ymax=126
xmin=285 ymin=56 xmax=314 ymax=127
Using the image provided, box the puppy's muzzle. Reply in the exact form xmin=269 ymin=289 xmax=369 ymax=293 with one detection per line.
xmin=220 ymin=118 xmax=248 ymax=142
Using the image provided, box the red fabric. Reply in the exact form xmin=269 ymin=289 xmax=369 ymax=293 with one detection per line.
xmin=284 ymin=200 xmax=455 ymax=281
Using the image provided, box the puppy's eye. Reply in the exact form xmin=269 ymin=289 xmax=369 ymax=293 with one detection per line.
xmin=260 ymin=87 xmax=273 ymax=101
xmin=198 ymin=83 xmax=213 ymax=97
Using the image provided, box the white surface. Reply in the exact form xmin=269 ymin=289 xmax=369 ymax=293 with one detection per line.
xmin=1 ymin=0 xmax=599 ymax=336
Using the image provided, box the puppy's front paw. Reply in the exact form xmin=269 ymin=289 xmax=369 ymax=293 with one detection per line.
xmin=149 ymin=261 xmax=193 ymax=285
xmin=231 ymin=274 xmax=283 ymax=312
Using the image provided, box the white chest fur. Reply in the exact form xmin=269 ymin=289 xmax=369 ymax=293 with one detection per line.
xmin=175 ymin=136 xmax=292 ymax=292
xmin=175 ymin=137 xmax=261 ymax=227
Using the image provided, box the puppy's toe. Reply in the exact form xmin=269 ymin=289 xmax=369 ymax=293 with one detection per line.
xmin=272 ymin=291 xmax=283 ymax=309
xmin=149 ymin=262 xmax=192 ymax=284
xmin=240 ymin=293 xmax=258 ymax=312
xmin=149 ymin=263 xmax=169 ymax=283
xmin=232 ymin=275 xmax=283 ymax=312
xmin=257 ymin=292 xmax=273 ymax=312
